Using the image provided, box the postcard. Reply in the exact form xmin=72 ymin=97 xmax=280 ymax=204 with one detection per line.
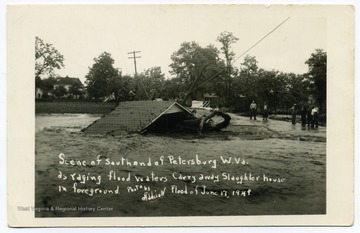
xmin=7 ymin=4 xmax=354 ymax=227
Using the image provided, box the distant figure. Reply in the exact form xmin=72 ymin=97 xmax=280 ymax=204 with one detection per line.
xmin=311 ymin=106 xmax=319 ymax=129
xmin=290 ymin=104 xmax=297 ymax=125
xmin=300 ymin=105 xmax=307 ymax=127
xmin=262 ymin=102 xmax=268 ymax=121
xmin=250 ymin=100 xmax=257 ymax=120
xmin=307 ymin=106 xmax=313 ymax=127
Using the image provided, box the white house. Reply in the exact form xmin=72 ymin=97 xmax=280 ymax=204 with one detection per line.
xmin=35 ymin=88 xmax=44 ymax=99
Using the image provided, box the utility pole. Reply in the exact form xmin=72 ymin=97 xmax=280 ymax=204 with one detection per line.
xmin=128 ymin=50 xmax=150 ymax=100
xmin=128 ymin=51 xmax=141 ymax=76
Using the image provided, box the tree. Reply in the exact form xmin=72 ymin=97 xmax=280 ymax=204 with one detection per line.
xmin=108 ymin=74 xmax=133 ymax=103
xmin=143 ymin=66 xmax=166 ymax=100
xmin=52 ymin=85 xmax=67 ymax=98
xmin=85 ymin=52 xmax=120 ymax=100
xmin=170 ymin=41 xmax=203 ymax=86
xmin=35 ymin=76 xmax=43 ymax=89
xmin=305 ymin=49 xmax=327 ymax=111
xmin=256 ymin=69 xmax=287 ymax=112
xmin=161 ymin=77 xmax=185 ymax=101
xmin=35 ymin=37 xmax=65 ymax=80
xmin=170 ymin=41 xmax=226 ymax=105
xmin=237 ymin=55 xmax=259 ymax=101
xmin=130 ymin=74 xmax=149 ymax=101
xmin=129 ymin=67 xmax=165 ymax=101
xmin=283 ymin=73 xmax=311 ymax=108
xmin=216 ymin=31 xmax=239 ymax=104
xmin=68 ymin=82 xmax=84 ymax=99
xmin=240 ymin=55 xmax=259 ymax=75
xmin=235 ymin=62 xmax=311 ymax=113
xmin=42 ymin=76 xmax=56 ymax=91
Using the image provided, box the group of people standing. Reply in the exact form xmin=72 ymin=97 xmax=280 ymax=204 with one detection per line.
xmin=249 ymin=100 xmax=320 ymax=129
xmin=300 ymin=105 xmax=320 ymax=129
xmin=289 ymin=104 xmax=320 ymax=128
xmin=249 ymin=100 xmax=268 ymax=121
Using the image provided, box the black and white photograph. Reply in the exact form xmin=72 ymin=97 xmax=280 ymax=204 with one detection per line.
xmin=6 ymin=3 xmax=355 ymax=227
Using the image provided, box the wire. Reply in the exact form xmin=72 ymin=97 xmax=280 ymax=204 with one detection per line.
xmin=188 ymin=17 xmax=290 ymax=94
xmin=233 ymin=17 xmax=290 ymax=64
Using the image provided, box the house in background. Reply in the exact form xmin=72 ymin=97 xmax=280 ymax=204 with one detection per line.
xmin=53 ymin=76 xmax=85 ymax=99
xmin=35 ymin=88 xmax=44 ymax=99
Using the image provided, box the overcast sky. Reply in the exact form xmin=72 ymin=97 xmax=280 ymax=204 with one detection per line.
xmin=33 ymin=5 xmax=326 ymax=83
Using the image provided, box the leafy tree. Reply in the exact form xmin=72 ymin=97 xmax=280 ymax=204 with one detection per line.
xmin=256 ymin=69 xmax=287 ymax=112
xmin=42 ymin=77 xmax=57 ymax=91
xmin=108 ymin=75 xmax=133 ymax=103
xmin=240 ymin=55 xmax=259 ymax=75
xmin=216 ymin=31 xmax=239 ymax=103
xmin=170 ymin=41 xmax=226 ymax=105
xmin=161 ymin=77 xmax=185 ymax=101
xmin=305 ymin=49 xmax=327 ymax=111
xmin=130 ymin=74 xmax=149 ymax=101
xmin=35 ymin=37 xmax=65 ymax=79
xmin=237 ymin=55 xmax=259 ymax=101
xmin=144 ymin=66 xmax=166 ymax=100
xmin=35 ymin=76 xmax=43 ymax=89
xmin=85 ymin=52 xmax=120 ymax=100
xmin=35 ymin=76 xmax=57 ymax=99
xmin=129 ymin=67 xmax=165 ymax=101
xmin=68 ymin=82 xmax=83 ymax=99
xmin=233 ymin=55 xmax=312 ymax=113
xmin=52 ymin=85 xmax=67 ymax=98
xmin=170 ymin=41 xmax=203 ymax=86
xmin=217 ymin=31 xmax=239 ymax=67
xmin=282 ymin=73 xmax=311 ymax=108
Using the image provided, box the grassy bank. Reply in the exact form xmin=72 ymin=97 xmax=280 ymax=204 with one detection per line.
xmin=36 ymin=101 xmax=116 ymax=114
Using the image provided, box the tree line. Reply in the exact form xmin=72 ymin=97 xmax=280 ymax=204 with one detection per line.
xmin=35 ymin=33 xmax=326 ymax=113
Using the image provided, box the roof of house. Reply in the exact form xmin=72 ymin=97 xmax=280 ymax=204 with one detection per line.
xmin=82 ymin=101 xmax=192 ymax=135
xmin=55 ymin=77 xmax=83 ymax=86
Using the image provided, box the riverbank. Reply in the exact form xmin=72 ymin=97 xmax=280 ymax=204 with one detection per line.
xmin=35 ymin=101 xmax=116 ymax=114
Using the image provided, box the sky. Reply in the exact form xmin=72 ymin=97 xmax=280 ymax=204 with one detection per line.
xmin=32 ymin=5 xmax=326 ymax=84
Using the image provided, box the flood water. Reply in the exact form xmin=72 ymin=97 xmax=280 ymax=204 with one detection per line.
xmin=35 ymin=113 xmax=326 ymax=216
xmin=35 ymin=114 xmax=102 ymax=133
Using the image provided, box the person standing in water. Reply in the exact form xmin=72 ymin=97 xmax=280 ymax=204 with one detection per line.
xmin=262 ymin=102 xmax=269 ymax=121
xmin=311 ymin=106 xmax=319 ymax=129
xmin=300 ymin=105 xmax=307 ymax=127
xmin=250 ymin=100 xmax=257 ymax=121
xmin=290 ymin=104 xmax=297 ymax=125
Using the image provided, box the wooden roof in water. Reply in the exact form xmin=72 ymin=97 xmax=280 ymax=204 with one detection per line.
xmin=82 ymin=101 xmax=192 ymax=135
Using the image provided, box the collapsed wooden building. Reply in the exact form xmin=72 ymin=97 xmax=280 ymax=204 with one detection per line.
xmin=82 ymin=101 xmax=193 ymax=135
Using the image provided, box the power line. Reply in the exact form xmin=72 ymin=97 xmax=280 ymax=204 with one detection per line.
xmin=233 ymin=17 xmax=290 ymax=64
xmin=188 ymin=17 xmax=290 ymax=94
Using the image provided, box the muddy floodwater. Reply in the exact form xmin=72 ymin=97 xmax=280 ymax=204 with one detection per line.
xmin=36 ymin=114 xmax=102 ymax=133
xmin=35 ymin=113 xmax=326 ymax=217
